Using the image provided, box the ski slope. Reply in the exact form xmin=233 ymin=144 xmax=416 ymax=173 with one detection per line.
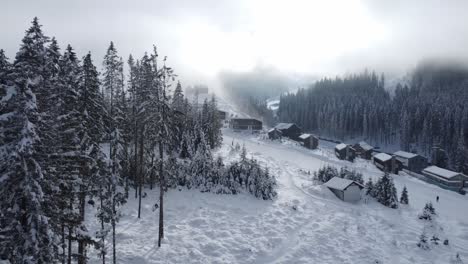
xmin=87 ymin=130 xmax=468 ymax=264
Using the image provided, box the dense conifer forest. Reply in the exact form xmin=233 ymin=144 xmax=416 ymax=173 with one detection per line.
xmin=278 ymin=67 xmax=468 ymax=173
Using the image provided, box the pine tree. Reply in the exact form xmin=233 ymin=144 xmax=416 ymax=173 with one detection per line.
xmin=0 ymin=18 xmax=58 ymax=262
xmin=374 ymin=172 xmax=399 ymax=209
xmin=400 ymin=186 xmax=409 ymax=204
xmin=417 ymin=231 xmax=430 ymax=250
xmin=76 ymin=52 xmax=107 ymax=263
xmin=419 ymin=202 xmax=437 ymax=220
xmin=56 ymin=44 xmax=86 ymax=263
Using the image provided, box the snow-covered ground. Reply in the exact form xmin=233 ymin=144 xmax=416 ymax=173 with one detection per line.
xmin=87 ymin=130 xmax=468 ymax=264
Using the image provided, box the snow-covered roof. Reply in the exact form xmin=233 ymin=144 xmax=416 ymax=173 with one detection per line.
xmin=299 ymin=133 xmax=311 ymax=140
xmin=268 ymin=128 xmax=281 ymax=133
xmin=422 ymin=166 xmax=460 ymax=179
xmin=373 ymin=153 xmax=392 ymax=162
xmin=324 ymin=177 xmax=363 ymax=191
xmin=335 ymin=143 xmax=347 ymax=151
xmin=275 ymin=123 xmax=296 ymax=130
xmin=393 ymin=151 xmax=418 ymax=159
xmin=357 ymin=141 xmax=373 ymax=151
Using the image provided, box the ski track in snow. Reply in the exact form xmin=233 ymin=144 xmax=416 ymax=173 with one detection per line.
xmin=86 ymin=130 xmax=468 ymax=264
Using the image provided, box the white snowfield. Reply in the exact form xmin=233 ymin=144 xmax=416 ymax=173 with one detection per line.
xmin=88 ymin=130 xmax=468 ymax=264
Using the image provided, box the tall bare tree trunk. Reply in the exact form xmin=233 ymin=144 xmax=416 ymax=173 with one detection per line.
xmin=100 ymin=196 xmax=106 ymax=264
xmin=158 ymin=142 xmax=164 ymax=247
xmin=62 ymin=223 xmax=66 ymax=264
xmin=137 ymin=126 xmax=144 ymax=218
xmin=112 ymin=200 xmax=116 ymax=264
xmin=134 ymin=124 xmax=138 ymax=199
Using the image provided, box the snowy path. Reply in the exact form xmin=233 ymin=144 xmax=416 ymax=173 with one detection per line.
xmin=87 ymin=131 xmax=468 ymax=264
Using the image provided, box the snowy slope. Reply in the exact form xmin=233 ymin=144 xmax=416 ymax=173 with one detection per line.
xmin=86 ymin=130 xmax=468 ymax=264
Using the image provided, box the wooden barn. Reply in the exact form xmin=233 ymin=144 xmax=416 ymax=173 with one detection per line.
xmin=353 ymin=141 xmax=374 ymax=160
xmin=372 ymin=153 xmax=400 ymax=173
xmin=229 ymin=118 xmax=262 ymax=131
xmin=299 ymin=134 xmax=318 ymax=149
xmin=274 ymin=123 xmax=302 ymax=140
xmin=268 ymin=128 xmax=282 ymax=140
xmin=393 ymin=151 xmax=427 ymax=173
xmin=324 ymin=177 xmax=364 ymax=202
xmin=335 ymin=143 xmax=356 ymax=161
xmin=422 ymin=166 xmax=468 ymax=191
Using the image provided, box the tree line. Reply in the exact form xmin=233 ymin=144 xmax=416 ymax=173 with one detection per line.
xmin=278 ymin=67 xmax=468 ymax=173
xmin=0 ymin=18 xmax=276 ymax=264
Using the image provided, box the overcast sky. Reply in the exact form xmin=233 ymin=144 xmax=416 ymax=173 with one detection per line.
xmin=2 ymin=0 xmax=468 ymax=86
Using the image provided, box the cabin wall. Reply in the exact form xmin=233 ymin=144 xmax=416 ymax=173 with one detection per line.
xmin=343 ymin=185 xmax=362 ymax=202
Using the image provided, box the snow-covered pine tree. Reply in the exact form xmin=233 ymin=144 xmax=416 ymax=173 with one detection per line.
xmin=208 ymin=94 xmax=223 ymax=149
xmin=190 ymin=130 xmax=214 ymax=190
xmin=419 ymin=202 xmax=437 ymax=221
xmin=171 ymin=81 xmax=185 ymax=151
xmin=454 ymin=129 xmax=468 ymax=174
xmin=417 ymin=231 xmax=430 ymax=250
xmin=0 ymin=49 xmax=11 ymax=100
xmin=400 ymin=186 xmax=409 ymax=204
xmin=374 ymin=172 xmax=399 ymax=209
xmin=0 ymin=18 xmax=58 ymax=262
xmin=56 ymin=44 xmax=87 ymax=263
xmin=76 ymin=52 xmax=108 ymax=263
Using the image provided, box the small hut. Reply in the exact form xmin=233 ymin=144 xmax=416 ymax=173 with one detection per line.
xmin=274 ymin=123 xmax=302 ymax=140
xmin=268 ymin=128 xmax=282 ymax=140
xmin=324 ymin=177 xmax=364 ymax=202
xmin=335 ymin=143 xmax=356 ymax=161
xmin=393 ymin=151 xmax=427 ymax=173
xmin=299 ymin=134 xmax=318 ymax=149
xmin=353 ymin=141 xmax=374 ymax=160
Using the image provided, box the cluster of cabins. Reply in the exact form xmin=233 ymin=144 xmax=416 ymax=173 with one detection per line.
xmin=334 ymin=141 xmax=468 ymax=193
xmin=226 ymin=117 xmax=467 ymax=195
xmin=268 ymin=123 xmax=319 ymax=150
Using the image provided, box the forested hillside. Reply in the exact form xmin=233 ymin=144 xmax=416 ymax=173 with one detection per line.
xmin=278 ymin=67 xmax=468 ymax=173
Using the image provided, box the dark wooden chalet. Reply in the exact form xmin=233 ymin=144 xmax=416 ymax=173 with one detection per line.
xmin=353 ymin=141 xmax=374 ymax=160
xmin=268 ymin=128 xmax=282 ymax=140
xmin=274 ymin=123 xmax=302 ymax=140
xmin=299 ymin=134 xmax=318 ymax=149
xmin=335 ymin=143 xmax=356 ymax=162
xmin=230 ymin=118 xmax=262 ymax=131
xmin=372 ymin=153 xmax=401 ymax=174
xmin=393 ymin=151 xmax=427 ymax=173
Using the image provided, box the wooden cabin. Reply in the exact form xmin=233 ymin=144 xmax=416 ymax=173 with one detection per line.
xmin=372 ymin=153 xmax=401 ymax=174
xmin=393 ymin=151 xmax=427 ymax=173
xmin=268 ymin=128 xmax=282 ymax=140
xmin=274 ymin=123 xmax=302 ymax=140
xmin=335 ymin=143 xmax=356 ymax=162
xmin=324 ymin=177 xmax=364 ymax=202
xmin=299 ymin=134 xmax=318 ymax=149
xmin=229 ymin=118 xmax=262 ymax=131
xmin=353 ymin=141 xmax=374 ymax=160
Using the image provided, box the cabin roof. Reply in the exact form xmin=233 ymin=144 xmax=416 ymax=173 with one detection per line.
xmin=324 ymin=177 xmax=364 ymax=191
xmin=394 ymin=150 xmax=418 ymax=159
xmin=275 ymin=123 xmax=297 ymax=130
xmin=357 ymin=141 xmax=374 ymax=151
xmin=231 ymin=118 xmax=261 ymax=122
xmin=299 ymin=133 xmax=311 ymax=140
xmin=373 ymin=153 xmax=392 ymax=162
xmin=335 ymin=143 xmax=347 ymax=151
xmin=268 ymin=128 xmax=281 ymax=133
xmin=422 ymin=166 xmax=460 ymax=179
